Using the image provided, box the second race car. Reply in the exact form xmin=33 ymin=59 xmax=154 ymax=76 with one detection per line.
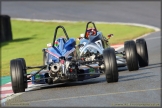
xmin=77 ymin=21 xmax=149 ymax=71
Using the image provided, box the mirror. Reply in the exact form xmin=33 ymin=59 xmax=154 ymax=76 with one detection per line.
xmin=107 ymin=34 xmax=114 ymax=39
xmin=77 ymin=33 xmax=84 ymax=40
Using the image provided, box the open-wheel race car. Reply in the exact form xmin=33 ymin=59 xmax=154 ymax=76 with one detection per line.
xmin=77 ymin=21 xmax=149 ymax=72
xmin=10 ymin=25 xmax=117 ymax=93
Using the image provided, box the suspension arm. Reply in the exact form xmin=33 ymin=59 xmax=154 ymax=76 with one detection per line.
xmin=26 ymin=65 xmax=47 ymax=69
xmin=27 ymin=65 xmax=47 ymax=79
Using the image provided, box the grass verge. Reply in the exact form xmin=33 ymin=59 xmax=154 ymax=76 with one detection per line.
xmin=1 ymin=20 xmax=155 ymax=76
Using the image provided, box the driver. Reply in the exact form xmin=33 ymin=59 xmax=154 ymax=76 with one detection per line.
xmin=85 ymin=28 xmax=97 ymax=38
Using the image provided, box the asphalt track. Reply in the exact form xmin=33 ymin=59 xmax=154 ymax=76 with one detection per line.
xmin=1 ymin=1 xmax=161 ymax=107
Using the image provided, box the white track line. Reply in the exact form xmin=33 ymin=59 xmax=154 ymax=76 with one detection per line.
xmin=95 ymin=22 xmax=160 ymax=32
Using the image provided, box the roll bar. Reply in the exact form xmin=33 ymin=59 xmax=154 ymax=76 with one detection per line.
xmin=84 ymin=21 xmax=98 ymax=39
xmin=52 ymin=25 xmax=69 ymax=47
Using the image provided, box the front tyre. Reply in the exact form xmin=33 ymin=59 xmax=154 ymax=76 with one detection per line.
xmin=103 ymin=47 xmax=118 ymax=83
xmin=10 ymin=59 xmax=26 ymax=93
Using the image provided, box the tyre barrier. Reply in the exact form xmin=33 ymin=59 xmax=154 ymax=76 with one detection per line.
xmin=0 ymin=15 xmax=12 ymax=42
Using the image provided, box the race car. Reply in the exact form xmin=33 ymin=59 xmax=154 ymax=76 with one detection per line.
xmin=77 ymin=21 xmax=149 ymax=71
xmin=10 ymin=25 xmax=120 ymax=94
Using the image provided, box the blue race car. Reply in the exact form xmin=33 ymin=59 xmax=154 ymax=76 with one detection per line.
xmin=10 ymin=25 xmax=119 ymax=94
xmin=77 ymin=21 xmax=149 ymax=72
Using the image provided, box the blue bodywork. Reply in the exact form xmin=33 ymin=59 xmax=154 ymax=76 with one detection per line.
xmin=47 ymin=38 xmax=76 ymax=63
xmin=79 ymin=31 xmax=103 ymax=45
xmin=79 ymin=38 xmax=89 ymax=45
xmin=31 ymin=37 xmax=100 ymax=84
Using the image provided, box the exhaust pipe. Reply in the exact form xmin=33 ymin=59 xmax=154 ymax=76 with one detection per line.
xmin=50 ymin=62 xmax=67 ymax=77
xmin=51 ymin=63 xmax=60 ymax=72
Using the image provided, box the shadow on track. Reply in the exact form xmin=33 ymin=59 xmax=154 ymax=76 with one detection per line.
xmin=119 ymin=75 xmax=157 ymax=82
xmin=118 ymin=62 xmax=161 ymax=72
xmin=26 ymin=77 xmax=107 ymax=92
xmin=119 ymin=72 xmax=152 ymax=79
xmin=139 ymin=62 xmax=162 ymax=70
xmin=147 ymin=62 xmax=162 ymax=66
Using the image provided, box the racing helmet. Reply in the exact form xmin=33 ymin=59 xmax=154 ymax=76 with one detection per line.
xmin=85 ymin=28 xmax=97 ymax=38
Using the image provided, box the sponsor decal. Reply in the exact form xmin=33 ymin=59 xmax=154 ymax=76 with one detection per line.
xmin=89 ymin=68 xmax=96 ymax=76
xmin=45 ymin=50 xmax=60 ymax=59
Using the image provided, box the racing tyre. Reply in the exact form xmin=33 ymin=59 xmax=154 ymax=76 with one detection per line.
xmin=10 ymin=59 xmax=26 ymax=93
xmin=124 ymin=40 xmax=139 ymax=71
xmin=136 ymin=38 xmax=149 ymax=67
xmin=103 ymin=47 xmax=118 ymax=83
xmin=17 ymin=58 xmax=28 ymax=88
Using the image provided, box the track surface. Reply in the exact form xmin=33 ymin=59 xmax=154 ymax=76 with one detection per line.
xmin=1 ymin=1 xmax=161 ymax=107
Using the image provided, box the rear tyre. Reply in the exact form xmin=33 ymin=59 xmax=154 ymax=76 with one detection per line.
xmin=124 ymin=40 xmax=139 ymax=71
xmin=10 ymin=59 xmax=26 ymax=93
xmin=136 ymin=38 xmax=149 ymax=67
xmin=103 ymin=47 xmax=118 ymax=83
xmin=17 ymin=58 xmax=27 ymax=88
